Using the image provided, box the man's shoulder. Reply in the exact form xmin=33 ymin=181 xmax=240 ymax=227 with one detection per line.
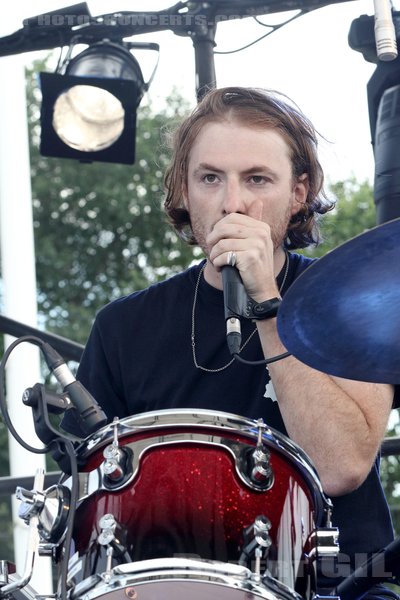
xmin=289 ymin=251 xmax=317 ymax=274
xmin=286 ymin=252 xmax=317 ymax=289
xmin=96 ymin=262 xmax=204 ymax=322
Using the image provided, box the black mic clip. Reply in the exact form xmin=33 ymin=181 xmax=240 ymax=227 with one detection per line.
xmin=41 ymin=342 xmax=108 ymax=436
xmin=22 ymin=383 xmax=79 ymax=473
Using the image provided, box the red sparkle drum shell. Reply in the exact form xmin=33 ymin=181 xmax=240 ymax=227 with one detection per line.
xmin=68 ymin=410 xmax=330 ymax=594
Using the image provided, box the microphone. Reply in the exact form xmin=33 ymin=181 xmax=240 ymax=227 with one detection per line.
xmin=374 ymin=0 xmax=398 ymax=61
xmin=221 ymin=265 xmax=248 ymax=355
xmin=41 ymin=341 xmax=108 ymax=435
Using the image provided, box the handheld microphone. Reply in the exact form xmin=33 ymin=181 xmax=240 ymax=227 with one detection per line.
xmin=374 ymin=0 xmax=398 ymax=61
xmin=221 ymin=265 xmax=248 ymax=355
xmin=41 ymin=342 xmax=108 ymax=435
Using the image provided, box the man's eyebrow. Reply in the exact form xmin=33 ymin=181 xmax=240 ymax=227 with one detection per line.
xmin=192 ymin=163 xmax=276 ymax=176
xmin=192 ymin=163 xmax=224 ymax=175
xmin=242 ymin=165 xmax=275 ymax=176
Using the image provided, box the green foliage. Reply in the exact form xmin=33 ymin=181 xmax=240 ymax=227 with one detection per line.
xmin=303 ymin=177 xmax=377 ymax=258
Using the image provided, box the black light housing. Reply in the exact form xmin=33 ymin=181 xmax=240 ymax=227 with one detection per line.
xmin=349 ymin=11 xmax=400 ymax=225
xmin=39 ymin=41 xmax=148 ymax=164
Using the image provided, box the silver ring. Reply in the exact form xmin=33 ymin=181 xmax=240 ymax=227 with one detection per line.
xmin=227 ymin=251 xmax=237 ymax=267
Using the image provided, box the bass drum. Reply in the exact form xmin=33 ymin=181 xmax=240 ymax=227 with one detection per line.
xmin=64 ymin=409 xmax=333 ymax=599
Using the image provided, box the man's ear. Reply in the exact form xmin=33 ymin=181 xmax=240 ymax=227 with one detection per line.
xmin=291 ymin=173 xmax=309 ymax=216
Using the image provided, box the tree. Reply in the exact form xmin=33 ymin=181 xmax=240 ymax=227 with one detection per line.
xmin=303 ymin=178 xmax=378 ymax=258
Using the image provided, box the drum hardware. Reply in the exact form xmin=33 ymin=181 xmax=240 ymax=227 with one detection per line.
xmin=308 ymin=528 xmax=340 ymax=561
xmin=97 ymin=514 xmax=132 ymax=568
xmin=0 ymin=562 xmax=15 ymax=589
xmin=239 ymin=515 xmax=272 ymax=570
xmin=0 ymin=564 xmax=48 ymax=600
xmin=240 ymin=515 xmax=273 ymax=581
xmin=81 ymin=558 xmax=304 ymax=600
xmin=248 ymin=419 xmax=274 ymax=487
xmin=0 ymin=472 xmax=44 ymax=597
xmin=307 ymin=527 xmax=340 ymax=592
xmin=17 ymin=483 xmax=70 ymax=547
xmin=68 ymin=574 xmax=102 ymax=600
xmin=65 ymin=430 xmax=277 ymax=504
xmin=77 ymin=408 xmax=326 ymax=496
xmin=101 ymin=420 xmax=133 ymax=488
xmin=66 ymin=553 xmax=103 ymax=598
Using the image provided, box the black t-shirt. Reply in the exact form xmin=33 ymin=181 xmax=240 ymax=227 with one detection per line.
xmin=69 ymin=252 xmax=397 ymax=579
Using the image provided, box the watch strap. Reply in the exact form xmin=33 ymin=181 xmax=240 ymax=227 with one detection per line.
xmin=246 ymin=297 xmax=281 ymax=320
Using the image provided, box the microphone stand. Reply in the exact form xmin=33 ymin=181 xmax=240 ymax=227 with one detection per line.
xmin=22 ymin=383 xmax=82 ymax=474
xmin=334 ymin=537 xmax=400 ymax=600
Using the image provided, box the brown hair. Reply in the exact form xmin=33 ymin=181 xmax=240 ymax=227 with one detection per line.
xmin=163 ymin=86 xmax=334 ymax=249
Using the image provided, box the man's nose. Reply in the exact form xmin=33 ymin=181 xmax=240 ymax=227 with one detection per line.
xmin=222 ymin=180 xmax=246 ymax=214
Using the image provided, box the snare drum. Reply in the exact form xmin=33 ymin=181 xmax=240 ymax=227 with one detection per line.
xmin=65 ymin=410 xmax=334 ymax=599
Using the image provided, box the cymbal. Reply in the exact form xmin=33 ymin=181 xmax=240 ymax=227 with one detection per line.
xmin=277 ymin=218 xmax=400 ymax=384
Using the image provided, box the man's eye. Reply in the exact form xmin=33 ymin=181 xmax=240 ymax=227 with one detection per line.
xmin=251 ymin=175 xmax=266 ymax=184
xmin=203 ymin=174 xmax=218 ymax=183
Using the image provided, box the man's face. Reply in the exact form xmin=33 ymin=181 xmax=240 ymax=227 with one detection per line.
xmin=183 ymin=119 xmax=307 ymax=255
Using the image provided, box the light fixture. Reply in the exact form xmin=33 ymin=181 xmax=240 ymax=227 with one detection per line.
xmin=39 ymin=40 xmax=159 ymax=164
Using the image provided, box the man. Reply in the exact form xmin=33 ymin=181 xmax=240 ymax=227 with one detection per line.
xmin=70 ymin=87 xmax=398 ymax=596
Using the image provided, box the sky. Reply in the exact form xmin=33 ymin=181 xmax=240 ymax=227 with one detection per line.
xmin=2 ymin=0 xmax=399 ymax=184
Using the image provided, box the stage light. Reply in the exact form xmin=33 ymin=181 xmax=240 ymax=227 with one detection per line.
xmin=39 ymin=40 xmax=157 ymax=164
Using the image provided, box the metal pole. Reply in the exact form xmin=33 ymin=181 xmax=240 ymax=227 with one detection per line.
xmin=0 ymin=54 xmax=52 ymax=594
xmin=191 ymin=24 xmax=217 ymax=101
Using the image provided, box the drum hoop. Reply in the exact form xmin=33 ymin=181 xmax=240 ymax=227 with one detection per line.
xmin=73 ymin=409 xmax=331 ymax=520
xmin=72 ymin=558 xmax=303 ymax=600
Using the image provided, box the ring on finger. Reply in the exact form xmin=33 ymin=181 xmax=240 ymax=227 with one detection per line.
xmin=227 ymin=251 xmax=237 ymax=267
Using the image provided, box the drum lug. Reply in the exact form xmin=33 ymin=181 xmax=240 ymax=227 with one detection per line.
xmin=101 ymin=419 xmax=133 ymax=488
xmin=97 ymin=513 xmax=131 ymax=571
xmin=245 ymin=419 xmax=274 ymax=490
xmin=240 ymin=514 xmax=273 ymax=576
xmin=249 ymin=446 xmax=273 ymax=484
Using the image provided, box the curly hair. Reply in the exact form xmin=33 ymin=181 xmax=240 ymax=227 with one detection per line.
xmin=163 ymin=86 xmax=334 ymax=249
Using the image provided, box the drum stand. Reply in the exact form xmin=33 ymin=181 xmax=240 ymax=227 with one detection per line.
xmin=0 ymin=470 xmax=51 ymax=598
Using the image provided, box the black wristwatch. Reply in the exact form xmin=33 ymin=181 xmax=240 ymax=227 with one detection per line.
xmin=246 ymin=297 xmax=282 ymax=320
